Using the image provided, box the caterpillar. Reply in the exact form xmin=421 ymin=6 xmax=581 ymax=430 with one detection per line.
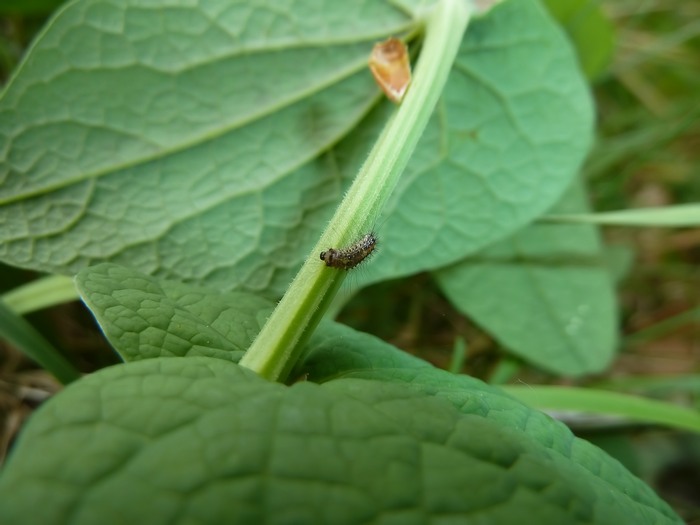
xmin=320 ymin=233 xmax=377 ymax=270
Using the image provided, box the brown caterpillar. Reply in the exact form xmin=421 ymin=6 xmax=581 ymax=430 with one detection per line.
xmin=320 ymin=233 xmax=377 ymax=270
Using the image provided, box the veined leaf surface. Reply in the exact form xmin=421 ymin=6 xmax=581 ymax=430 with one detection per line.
xmin=1 ymin=0 xmax=592 ymax=294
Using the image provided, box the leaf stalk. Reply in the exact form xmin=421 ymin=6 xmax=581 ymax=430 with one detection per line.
xmin=240 ymin=0 xmax=472 ymax=381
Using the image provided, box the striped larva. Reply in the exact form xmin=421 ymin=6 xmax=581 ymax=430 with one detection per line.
xmin=320 ymin=233 xmax=377 ymax=270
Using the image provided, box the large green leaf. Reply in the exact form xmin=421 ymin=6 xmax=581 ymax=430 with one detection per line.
xmin=0 ymin=0 xmax=408 ymax=293
xmin=434 ymin=179 xmax=617 ymax=375
xmin=34 ymin=263 xmax=680 ymax=522
xmin=0 ymin=0 xmax=592 ymax=295
xmin=298 ymin=328 xmax=683 ymax=523
xmin=0 ymin=355 xmax=681 ymax=524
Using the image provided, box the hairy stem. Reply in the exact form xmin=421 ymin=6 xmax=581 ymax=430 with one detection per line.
xmin=240 ymin=0 xmax=472 ymax=381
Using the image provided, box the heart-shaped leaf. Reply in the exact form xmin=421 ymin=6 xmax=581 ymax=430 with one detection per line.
xmin=434 ymin=179 xmax=618 ymax=375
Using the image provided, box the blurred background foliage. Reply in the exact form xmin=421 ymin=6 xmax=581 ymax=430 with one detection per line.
xmin=0 ymin=0 xmax=698 ymax=521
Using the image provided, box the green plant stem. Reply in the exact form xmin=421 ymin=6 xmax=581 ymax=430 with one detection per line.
xmin=488 ymin=357 xmax=521 ymax=385
xmin=448 ymin=337 xmax=467 ymax=374
xmin=624 ymin=306 xmax=700 ymax=347
xmin=541 ymin=203 xmax=700 ymax=226
xmin=240 ymin=0 xmax=472 ymax=381
xmin=590 ymin=374 xmax=700 ymax=396
xmin=0 ymin=299 xmax=80 ymax=384
xmin=504 ymin=385 xmax=700 ymax=434
xmin=2 ymin=275 xmax=78 ymax=314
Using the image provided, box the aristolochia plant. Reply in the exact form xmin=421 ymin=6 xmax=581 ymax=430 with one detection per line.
xmin=0 ymin=0 xmax=684 ymax=523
